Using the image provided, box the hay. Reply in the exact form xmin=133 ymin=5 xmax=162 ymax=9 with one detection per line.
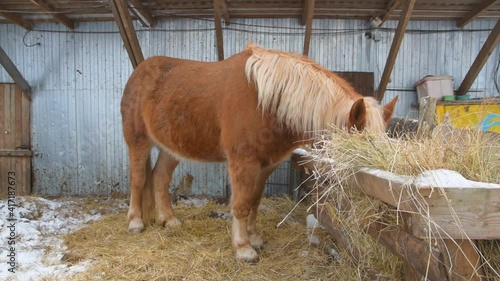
xmin=310 ymin=121 xmax=500 ymax=280
xmin=60 ymin=197 xmax=351 ymax=280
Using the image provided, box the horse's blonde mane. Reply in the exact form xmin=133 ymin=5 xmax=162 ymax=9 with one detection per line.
xmin=244 ymin=44 xmax=386 ymax=134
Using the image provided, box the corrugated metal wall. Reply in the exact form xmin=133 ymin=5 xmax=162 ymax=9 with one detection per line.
xmin=0 ymin=19 xmax=498 ymax=196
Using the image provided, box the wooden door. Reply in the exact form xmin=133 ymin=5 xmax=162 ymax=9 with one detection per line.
xmin=0 ymin=83 xmax=31 ymax=197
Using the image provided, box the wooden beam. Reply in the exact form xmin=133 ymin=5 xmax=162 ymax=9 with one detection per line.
xmin=129 ymin=0 xmax=156 ymax=28
xmin=213 ymin=0 xmax=224 ymax=61
xmin=0 ymin=45 xmax=31 ymax=100
xmin=456 ymin=0 xmax=497 ymax=28
xmin=0 ymin=149 xmax=32 ymax=157
xmin=456 ymin=18 xmax=500 ymax=96
xmin=0 ymin=12 xmax=32 ymax=30
xmin=302 ymin=0 xmax=315 ymax=56
xmin=110 ymin=0 xmax=144 ymax=69
xmin=300 ymin=0 xmax=311 ymax=25
xmin=379 ymin=0 xmax=401 ymax=26
xmin=367 ymin=221 xmax=448 ymax=281
xmin=219 ymin=0 xmax=230 ymax=26
xmin=30 ymin=0 xmax=74 ymax=29
xmin=438 ymin=239 xmax=484 ymax=281
xmin=377 ymin=0 xmax=416 ymax=101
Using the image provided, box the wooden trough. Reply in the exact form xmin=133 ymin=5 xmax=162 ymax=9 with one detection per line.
xmin=292 ymin=150 xmax=500 ymax=281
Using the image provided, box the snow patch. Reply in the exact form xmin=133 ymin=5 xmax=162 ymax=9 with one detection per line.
xmin=0 ymin=196 xmax=127 ymax=280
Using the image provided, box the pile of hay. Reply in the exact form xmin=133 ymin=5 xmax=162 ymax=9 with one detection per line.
xmin=309 ymin=122 xmax=499 ymax=280
xmin=60 ymin=197 xmax=356 ymax=280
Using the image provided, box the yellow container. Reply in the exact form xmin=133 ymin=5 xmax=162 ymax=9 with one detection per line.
xmin=435 ymin=99 xmax=500 ymax=133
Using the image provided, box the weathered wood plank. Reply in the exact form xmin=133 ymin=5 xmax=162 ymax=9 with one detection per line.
xmin=302 ymin=0 xmax=315 ymax=56
xmin=21 ymin=85 xmax=30 ymax=147
xmin=14 ymin=85 xmax=22 ymax=148
xmin=438 ymin=239 xmax=484 ymax=281
xmin=129 ymin=0 xmax=156 ymax=28
xmin=0 ymin=149 xmax=32 ymax=157
xmin=378 ymin=0 xmax=401 ymax=27
xmin=0 ymin=156 xmax=31 ymax=197
xmin=0 ymin=47 xmax=32 ymax=100
xmin=218 ymin=0 xmax=230 ymax=26
xmin=456 ymin=0 xmax=497 ymax=28
xmin=410 ymin=186 xmax=500 ymax=240
xmin=20 ymin=156 xmax=31 ymax=195
xmin=294 ymin=151 xmax=500 ymax=240
xmin=0 ymin=158 xmax=6 ymax=198
xmin=30 ymin=0 xmax=75 ymax=29
xmin=367 ymin=221 xmax=448 ymax=281
xmin=377 ymin=0 xmax=416 ymax=101
xmin=0 ymin=12 xmax=32 ymax=30
xmin=4 ymin=84 xmax=13 ymax=150
xmin=0 ymin=84 xmax=5 ymax=149
xmin=456 ymin=18 xmax=500 ymax=96
xmin=214 ymin=0 xmax=224 ymax=61
xmin=110 ymin=0 xmax=144 ymax=68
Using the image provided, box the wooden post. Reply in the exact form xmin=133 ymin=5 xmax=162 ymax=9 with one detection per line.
xmin=418 ymin=96 xmax=437 ymax=137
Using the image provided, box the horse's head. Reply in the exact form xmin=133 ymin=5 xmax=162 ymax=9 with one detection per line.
xmin=347 ymin=96 xmax=398 ymax=134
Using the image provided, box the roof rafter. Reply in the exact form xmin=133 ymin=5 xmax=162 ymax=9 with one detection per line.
xmin=129 ymin=0 xmax=156 ymax=28
xmin=456 ymin=18 xmax=500 ymax=96
xmin=219 ymin=0 xmax=230 ymax=26
xmin=378 ymin=0 xmax=401 ymax=26
xmin=456 ymin=0 xmax=498 ymax=28
xmin=302 ymin=0 xmax=315 ymax=56
xmin=0 ymin=45 xmax=32 ymax=100
xmin=377 ymin=0 xmax=416 ymax=101
xmin=213 ymin=0 xmax=224 ymax=60
xmin=30 ymin=0 xmax=74 ymax=29
xmin=110 ymin=0 xmax=144 ymax=68
xmin=0 ymin=12 xmax=32 ymax=30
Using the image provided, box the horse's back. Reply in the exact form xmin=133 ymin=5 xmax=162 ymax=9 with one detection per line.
xmin=121 ymin=52 xmax=255 ymax=162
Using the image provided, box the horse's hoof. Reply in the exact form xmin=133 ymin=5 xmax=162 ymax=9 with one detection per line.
xmin=236 ymin=246 xmax=259 ymax=262
xmin=165 ymin=217 xmax=181 ymax=228
xmin=128 ymin=219 xmax=144 ymax=233
xmin=249 ymin=234 xmax=264 ymax=249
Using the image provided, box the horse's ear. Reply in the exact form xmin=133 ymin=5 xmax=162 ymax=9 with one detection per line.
xmin=382 ymin=96 xmax=398 ymax=123
xmin=348 ymin=98 xmax=366 ymax=130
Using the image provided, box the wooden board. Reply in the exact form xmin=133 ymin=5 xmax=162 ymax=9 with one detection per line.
xmin=0 ymin=83 xmax=31 ymax=197
xmin=410 ymin=186 xmax=500 ymax=240
xmin=0 ymin=155 xmax=31 ymax=198
xmin=294 ymin=151 xmax=500 ymax=240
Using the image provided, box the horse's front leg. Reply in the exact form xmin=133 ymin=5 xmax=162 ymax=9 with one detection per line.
xmin=229 ymin=160 xmax=261 ymax=262
xmin=247 ymin=165 xmax=277 ymax=248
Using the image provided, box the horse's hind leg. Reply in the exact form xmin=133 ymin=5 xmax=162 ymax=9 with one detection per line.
xmin=152 ymin=150 xmax=181 ymax=227
xmin=229 ymin=160 xmax=261 ymax=262
xmin=127 ymin=144 xmax=152 ymax=233
xmin=247 ymin=165 xmax=277 ymax=248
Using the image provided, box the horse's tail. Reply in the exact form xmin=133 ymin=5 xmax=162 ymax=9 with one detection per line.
xmin=141 ymin=156 xmax=156 ymax=225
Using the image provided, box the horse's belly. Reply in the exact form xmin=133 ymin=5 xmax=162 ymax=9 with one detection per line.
xmin=148 ymin=116 xmax=226 ymax=162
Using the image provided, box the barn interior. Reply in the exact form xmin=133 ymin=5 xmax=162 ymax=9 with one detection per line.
xmin=0 ymin=1 xmax=499 ymax=280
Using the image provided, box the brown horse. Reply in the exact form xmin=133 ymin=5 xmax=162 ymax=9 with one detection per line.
xmin=121 ymin=44 xmax=397 ymax=261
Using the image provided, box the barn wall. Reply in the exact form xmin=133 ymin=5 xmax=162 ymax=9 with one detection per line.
xmin=0 ymin=19 xmax=498 ymax=196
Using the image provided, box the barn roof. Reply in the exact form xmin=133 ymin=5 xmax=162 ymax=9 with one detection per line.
xmin=0 ymin=0 xmax=499 ymax=30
